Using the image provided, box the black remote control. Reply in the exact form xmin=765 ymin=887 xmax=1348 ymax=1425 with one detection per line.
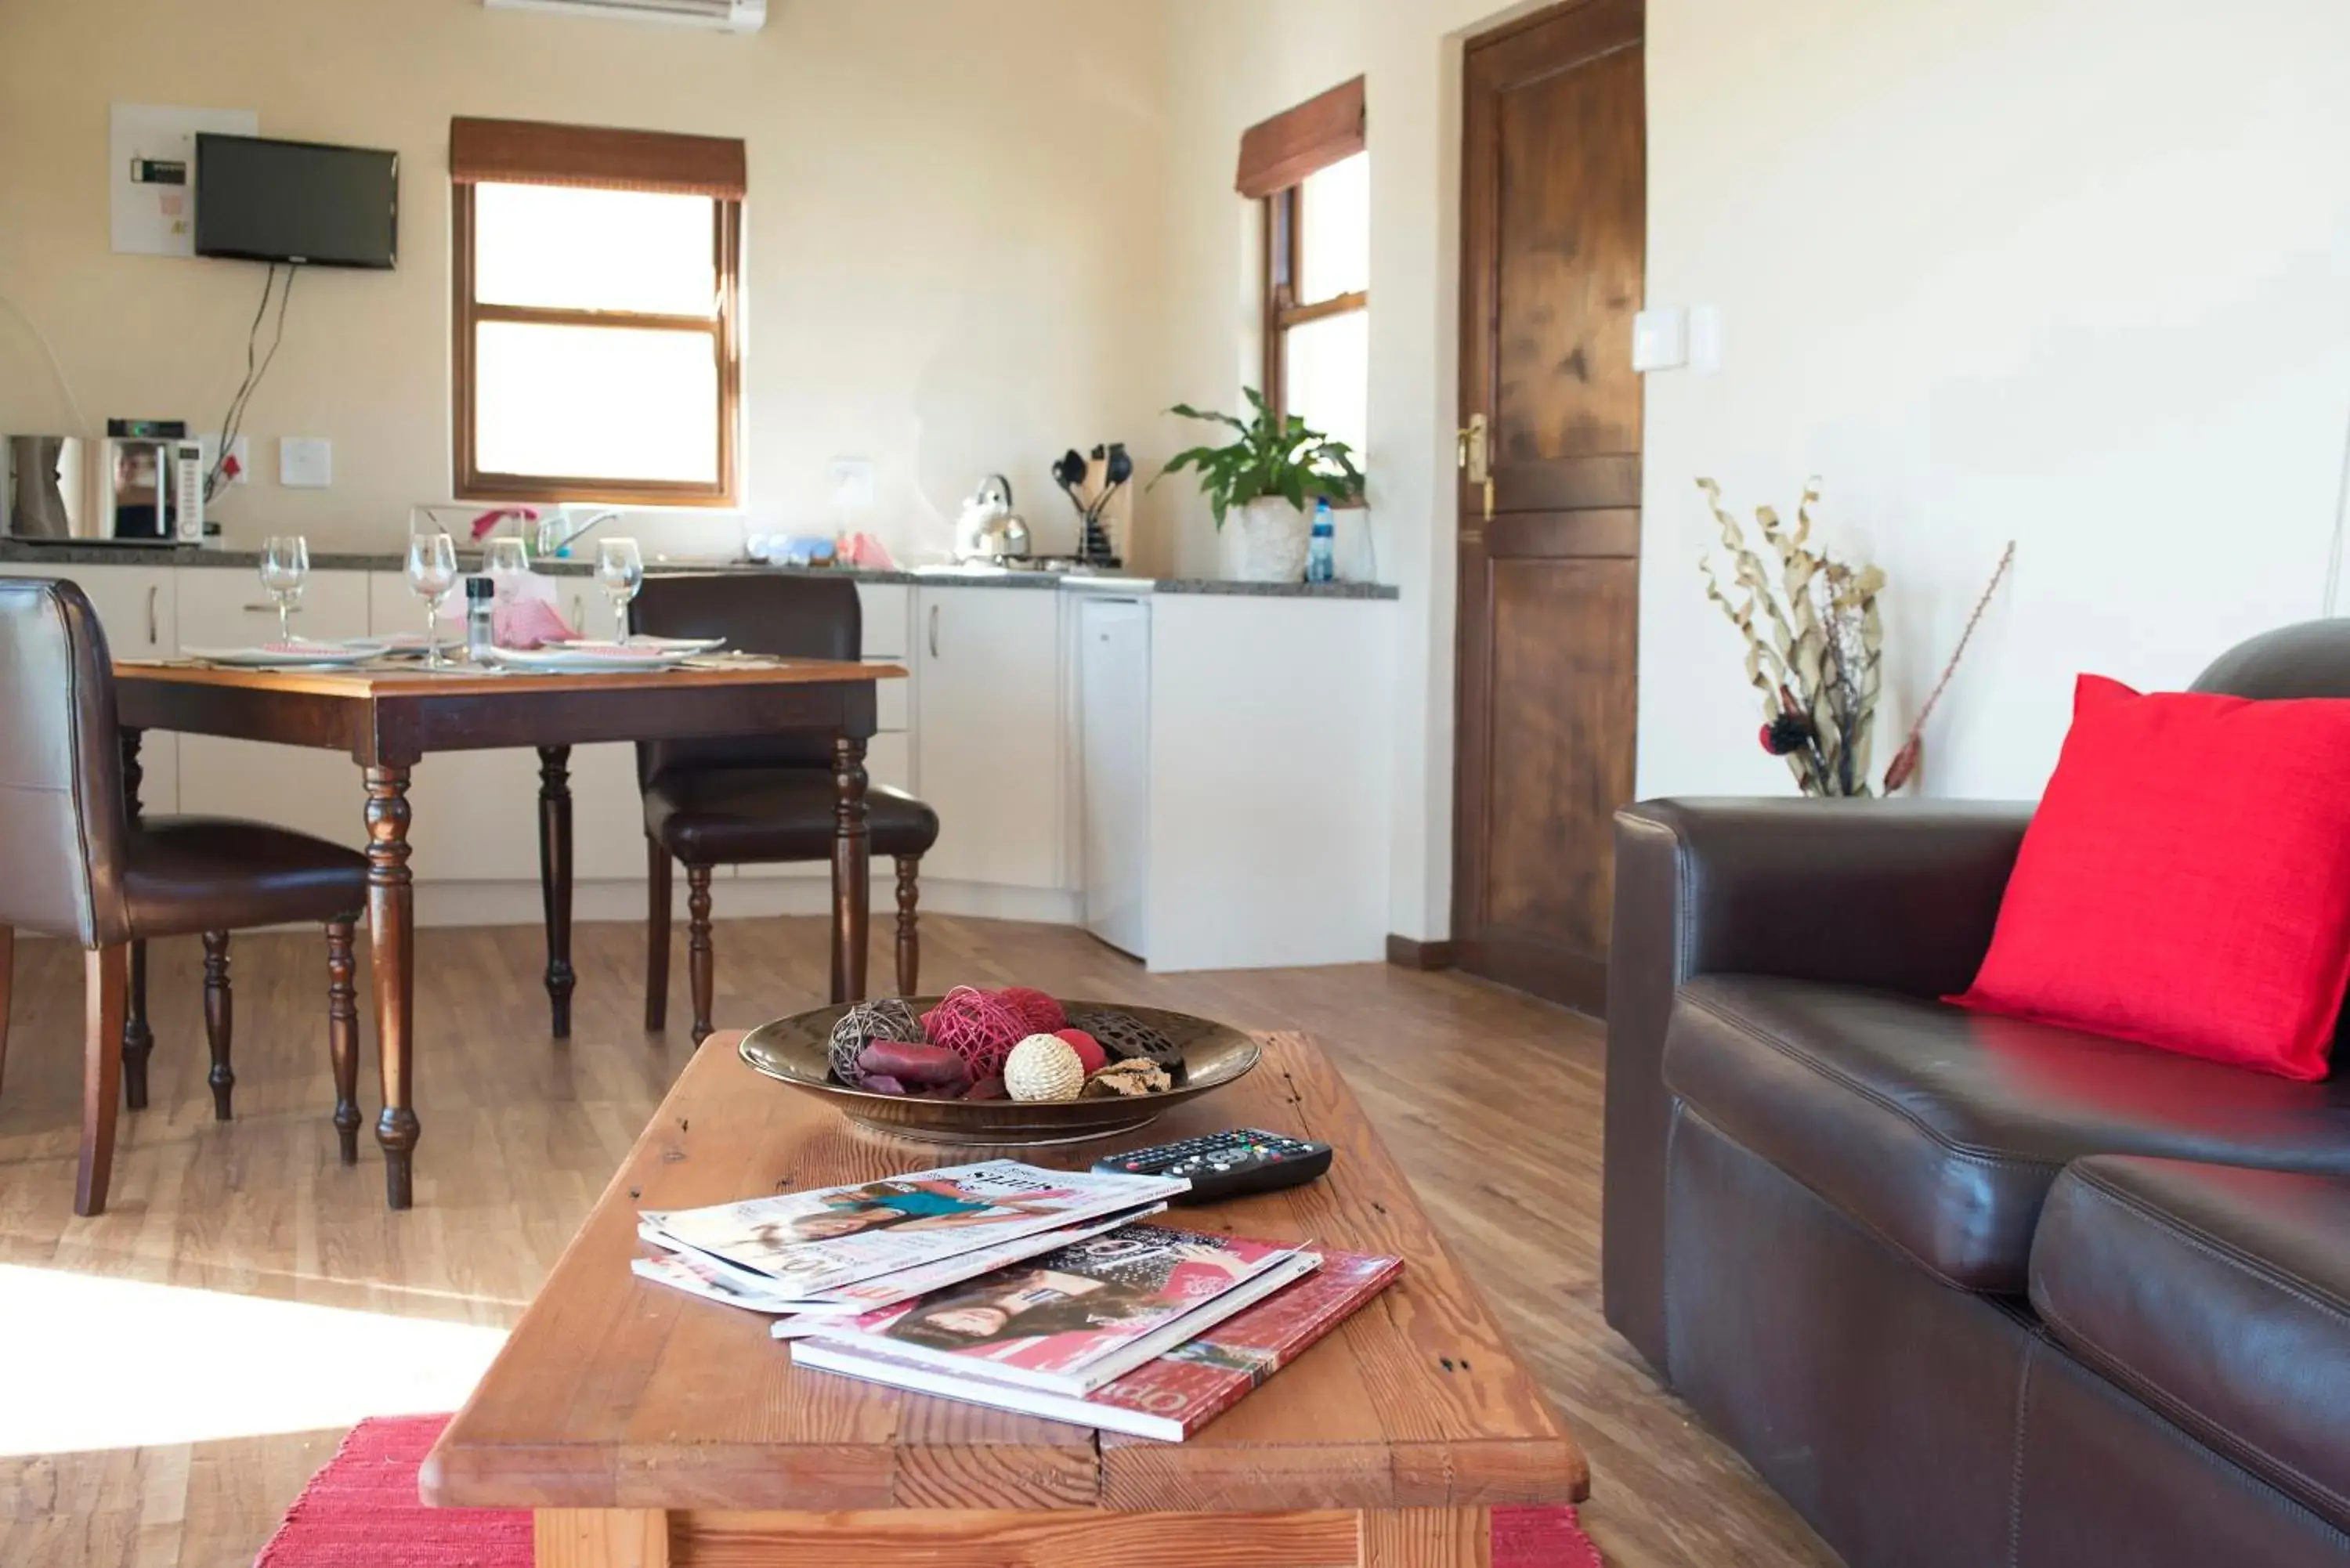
xmin=1093 ymin=1129 xmax=1333 ymax=1202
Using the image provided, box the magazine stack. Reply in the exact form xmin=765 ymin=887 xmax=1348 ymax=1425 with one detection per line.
xmin=635 ymin=1159 xmax=1401 ymax=1441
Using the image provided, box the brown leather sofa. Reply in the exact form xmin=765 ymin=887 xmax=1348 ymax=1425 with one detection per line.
xmin=1605 ymin=620 xmax=2350 ymax=1568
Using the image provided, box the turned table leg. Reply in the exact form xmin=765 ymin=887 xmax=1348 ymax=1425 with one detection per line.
xmin=830 ymin=735 xmax=870 ymax=1005
xmin=201 ymin=932 xmax=233 ymax=1120
xmin=538 ymin=746 xmax=577 ymax=1040
xmin=118 ymin=729 xmax=154 ymax=1110
xmin=327 ymin=916 xmax=360 ymax=1165
xmin=365 ymin=763 xmax=420 ymax=1209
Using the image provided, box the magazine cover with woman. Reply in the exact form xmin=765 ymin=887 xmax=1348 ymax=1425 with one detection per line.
xmin=641 ymin=1160 xmax=1187 ymax=1297
xmin=812 ymin=1223 xmax=1315 ymax=1393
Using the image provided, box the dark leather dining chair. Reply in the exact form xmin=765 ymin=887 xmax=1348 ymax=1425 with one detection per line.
xmin=0 ymin=577 xmax=369 ymax=1215
xmin=632 ymin=574 xmax=938 ymax=1042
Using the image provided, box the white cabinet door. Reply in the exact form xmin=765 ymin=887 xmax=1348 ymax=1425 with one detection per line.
xmin=175 ymin=569 xmax=374 ymax=847
xmin=915 ymin=587 xmax=1063 ymax=888
xmin=857 ymin=583 xmax=910 ymax=657
xmin=0 ymin=561 xmax=181 ymax=811
xmin=0 ymin=561 xmax=177 ymax=657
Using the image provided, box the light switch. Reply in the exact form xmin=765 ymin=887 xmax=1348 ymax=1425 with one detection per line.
xmin=280 ymin=436 xmax=332 ymax=489
xmin=1631 ymin=308 xmax=1688 ymax=373
xmin=828 ymin=457 xmax=877 ymax=512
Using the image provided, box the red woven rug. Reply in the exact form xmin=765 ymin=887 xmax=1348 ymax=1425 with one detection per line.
xmin=261 ymin=1415 xmax=1601 ymax=1566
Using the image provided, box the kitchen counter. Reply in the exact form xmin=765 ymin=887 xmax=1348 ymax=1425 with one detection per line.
xmin=0 ymin=540 xmax=1399 ymax=599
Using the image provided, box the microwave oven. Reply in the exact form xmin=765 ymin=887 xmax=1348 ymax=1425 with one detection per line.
xmin=3 ymin=430 xmax=204 ymax=545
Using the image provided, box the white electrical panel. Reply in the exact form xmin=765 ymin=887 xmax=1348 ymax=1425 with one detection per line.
xmin=110 ymin=103 xmax=259 ymax=258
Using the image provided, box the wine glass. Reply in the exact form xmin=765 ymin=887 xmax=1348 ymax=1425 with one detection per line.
xmin=406 ymin=531 xmax=460 ymax=668
xmin=596 ymin=537 xmax=645 ymax=645
xmin=482 ymin=536 xmax=528 ymax=591
xmin=258 ymin=536 xmax=309 ymax=644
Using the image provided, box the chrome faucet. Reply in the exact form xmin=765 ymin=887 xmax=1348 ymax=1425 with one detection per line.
xmin=535 ymin=507 xmax=622 ymax=559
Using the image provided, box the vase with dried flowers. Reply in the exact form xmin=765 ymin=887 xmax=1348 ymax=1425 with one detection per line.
xmin=1697 ymin=478 xmax=1885 ymax=797
xmin=1698 ymin=477 xmax=2015 ymax=796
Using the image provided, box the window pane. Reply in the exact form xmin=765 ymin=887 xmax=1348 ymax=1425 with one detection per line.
xmin=474 ymin=322 xmax=718 ymax=483
xmin=1285 ymin=309 xmax=1368 ymax=460
xmin=1297 ymin=152 xmax=1368 ymax=302
xmin=473 ymin=182 xmax=716 ymax=316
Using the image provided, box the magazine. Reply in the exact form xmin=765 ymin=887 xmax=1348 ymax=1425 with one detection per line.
xmin=642 ymin=1161 xmax=1189 ymax=1299
xmin=797 ymin=1223 xmax=1319 ymax=1396
xmin=791 ymin=1248 xmax=1402 ymax=1440
xmin=634 ymin=1205 xmax=1169 ymax=1317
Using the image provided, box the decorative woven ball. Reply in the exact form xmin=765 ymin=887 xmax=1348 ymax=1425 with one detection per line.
xmin=1054 ymin=1027 xmax=1108 ymax=1076
xmin=827 ymin=997 xmax=924 ymax=1086
xmin=1003 ymin=1033 xmax=1086 ymax=1102
xmin=920 ymin=985 xmax=1032 ymax=1078
xmin=995 ymin=985 xmax=1068 ymax=1035
xmin=1065 ymin=1008 xmax=1183 ymax=1069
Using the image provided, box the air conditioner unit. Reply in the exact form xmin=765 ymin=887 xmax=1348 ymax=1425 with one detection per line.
xmin=483 ymin=0 xmax=766 ymax=33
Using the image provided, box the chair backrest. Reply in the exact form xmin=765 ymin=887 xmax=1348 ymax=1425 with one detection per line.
xmin=0 ymin=576 xmax=132 ymax=945
xmin=2192 ymin=619 xmax=2350 ymax=700
xmin=630 ymin=573 xmax=861 ymax=782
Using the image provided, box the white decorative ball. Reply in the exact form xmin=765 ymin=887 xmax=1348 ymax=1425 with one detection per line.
xmin=1003 ymin=1033 xmax=1085 ymax=1102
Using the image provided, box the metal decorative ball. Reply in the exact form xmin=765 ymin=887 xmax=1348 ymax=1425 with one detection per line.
xmin=1003 ymin=1033 xmax=1086 ymax=1102
xmin=826 ymin=997 xmax=924 ymax=1086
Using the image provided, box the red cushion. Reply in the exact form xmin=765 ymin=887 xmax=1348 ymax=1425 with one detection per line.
xmin=1950 ymin=674 xmax=2350 ymax=1081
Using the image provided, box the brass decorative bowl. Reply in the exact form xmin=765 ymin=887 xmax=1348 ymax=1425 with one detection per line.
xmin=738 ymin=998 xmax=1260 ymax=1146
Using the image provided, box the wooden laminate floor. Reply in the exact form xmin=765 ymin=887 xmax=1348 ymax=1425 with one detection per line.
xmin=0 ymin=915 xmax=1836 ymax=1568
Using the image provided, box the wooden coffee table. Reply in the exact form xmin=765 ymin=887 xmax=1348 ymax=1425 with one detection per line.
xmin=423 ymin=1029 xmax=1587 ymax=1566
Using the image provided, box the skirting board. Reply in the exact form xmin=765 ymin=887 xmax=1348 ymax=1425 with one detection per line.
xmin=1386 ymin=934 xmax=1456 ymax=970
xmin=413 ymin=877 xmax=1080 ymax=929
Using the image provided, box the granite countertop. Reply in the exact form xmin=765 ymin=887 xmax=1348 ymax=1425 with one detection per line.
xmin=0 ymin=540 xmax=1401 ymax=600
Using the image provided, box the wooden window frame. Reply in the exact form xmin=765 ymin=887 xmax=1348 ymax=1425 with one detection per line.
xmin=1237 ymin=78 xmax=1368 ymax=445
xmin=450 ymin=119 xmax=744 ymax=508
xmin=1260 ymin=180 xmax=1370 ymax=428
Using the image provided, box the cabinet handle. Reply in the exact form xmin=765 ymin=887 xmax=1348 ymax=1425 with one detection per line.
xmin=928 ymin=603 xmax=941 ymax=658
xmin=146 ymin=585 xmax=158 ymax=645
xmin=240 ymin=602 xmax=298 ymax=615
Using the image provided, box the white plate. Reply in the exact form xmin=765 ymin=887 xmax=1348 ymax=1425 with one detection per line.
xmin=580 ymin=634 xmax=725 ymax=654
xmin=484 ymin=645 xmax=696 ymax=674
xmin=183 ymin=641 xmax=385 ymax=668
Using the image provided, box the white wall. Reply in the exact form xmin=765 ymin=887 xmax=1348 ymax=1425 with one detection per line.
xmin=0 ymin=0 xmax=1174 ymax=565
xmin=1161 ymin=0 xmax=2350 ymax=941
xmin=1643 ymin=0 xmax=2350 ymax=800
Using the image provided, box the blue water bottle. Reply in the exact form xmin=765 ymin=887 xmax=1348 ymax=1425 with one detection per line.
xmin=1306 ymin=498 xmax=1336 ymax=583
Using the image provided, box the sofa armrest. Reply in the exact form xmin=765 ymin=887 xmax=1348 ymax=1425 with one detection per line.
xmin=1601 ymin=797 xmax=2032 ymax=1371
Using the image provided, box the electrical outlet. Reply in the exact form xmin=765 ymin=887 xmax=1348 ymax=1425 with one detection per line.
xmin=201 ymin=433 xmax=250 ymax=484
xmin=280 ymin=435 xmax=332 ymax=489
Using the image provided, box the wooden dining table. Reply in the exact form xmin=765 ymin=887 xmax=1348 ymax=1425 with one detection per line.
xmin=110 ymin=656 xmax=902 ymax=1210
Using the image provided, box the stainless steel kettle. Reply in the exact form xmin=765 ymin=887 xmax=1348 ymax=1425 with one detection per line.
xmin=953 ymin=473 xmax=1032 ymax=563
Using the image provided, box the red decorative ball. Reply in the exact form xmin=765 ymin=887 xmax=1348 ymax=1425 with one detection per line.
xmin=919 ymin=985 xmax=1031 ymax=1078
xmin=995 ymin=985 xmax=1068 ymax=1035
xmin=1054 ymin=1028 xmax=1107 ymax=1075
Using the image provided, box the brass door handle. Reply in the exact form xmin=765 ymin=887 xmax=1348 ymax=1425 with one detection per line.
xmin=1456 ymin=413 xmax=1494 ymax=520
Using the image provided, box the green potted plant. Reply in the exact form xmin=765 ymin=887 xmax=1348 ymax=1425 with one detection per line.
xmin=1153 ymin=389 xmax=1365 ymax=582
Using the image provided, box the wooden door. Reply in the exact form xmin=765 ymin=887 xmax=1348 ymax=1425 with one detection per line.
xmin=1452 ymin=0 xmax=1644 ymax=1013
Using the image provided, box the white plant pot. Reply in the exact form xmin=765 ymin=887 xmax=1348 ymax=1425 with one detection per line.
xmin=1234 ymin=497 xmax=1311 ymax=583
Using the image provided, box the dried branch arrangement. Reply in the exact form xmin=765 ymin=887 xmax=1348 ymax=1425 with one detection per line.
xmin=1697 ymin=478 xmax=1885 ymax=797
xmin=1882 ymin=540 xmax=2016 ymax=793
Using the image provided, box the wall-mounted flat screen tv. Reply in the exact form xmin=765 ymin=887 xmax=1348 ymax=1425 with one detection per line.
xmin=194 ymin=133 xmax=399 ymax=269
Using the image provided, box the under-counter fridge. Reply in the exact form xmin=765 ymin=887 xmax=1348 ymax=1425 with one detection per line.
xmin=1078 ymin=594 xmax=1151 ymax=959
